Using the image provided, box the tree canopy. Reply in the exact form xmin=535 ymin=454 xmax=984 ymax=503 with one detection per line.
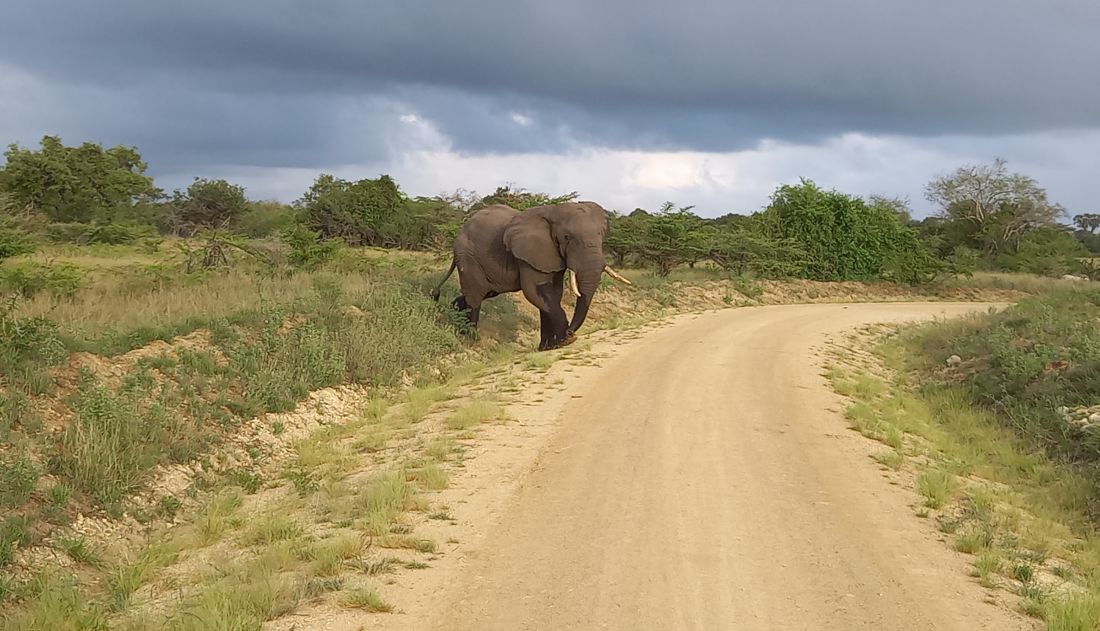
xmin=0 ymin=135 xmax=160 ymax=223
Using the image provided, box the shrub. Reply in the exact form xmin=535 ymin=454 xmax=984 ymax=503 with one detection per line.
xmin=169 ymin=178 xmax=249 ymax=234
xmin=996 ymin=227 xmax=1089 ymax=277
xmin=280 ymin=225 xmax=339 ymax=269
xmin=0 ymin=135 xmax=159 ymax=223
xmin=0 ymin=262 xmax=82 ymax=299
xmin=299 ymin=173 xmax=404 ymax=245
xmin=0 ymin=218 xmax=36 ymax=261
xmin=237 ymin=201 xmax=297 ymax=238
xmin=758 ymin=179 xmax=938 ymax=282
xmin=945 ymin=245 xmax=980 ymax=277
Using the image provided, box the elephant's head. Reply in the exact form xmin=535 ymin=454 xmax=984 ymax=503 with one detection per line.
xmin=503 ymin=201 xmax=615 ymax=335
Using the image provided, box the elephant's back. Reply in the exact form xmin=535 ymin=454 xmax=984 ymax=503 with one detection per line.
xmin=461 ymin=205 xmax=520 ymax=238
xmin=455 ymin=205 xmax=518 ymax=258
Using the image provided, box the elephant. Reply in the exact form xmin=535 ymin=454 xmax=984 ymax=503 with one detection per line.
xmin=430 ymin=201 xmax=631 ymax=351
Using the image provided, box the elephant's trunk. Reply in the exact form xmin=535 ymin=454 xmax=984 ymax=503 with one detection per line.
xmin=567 ymin=250 xmax=605 ymax=334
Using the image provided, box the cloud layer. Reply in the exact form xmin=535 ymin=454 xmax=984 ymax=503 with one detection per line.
xmin=1 ymin=1 xmax=1097 ymax=215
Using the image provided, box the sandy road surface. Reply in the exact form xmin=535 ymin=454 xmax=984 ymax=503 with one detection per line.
xmin=367 ymin=303 xmax=1035 ymax=631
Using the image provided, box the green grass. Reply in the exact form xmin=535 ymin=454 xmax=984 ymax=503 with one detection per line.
xmin=974 ymin=550 xmax=1002 ymax=588
xmin=1 ymin=574 xmax=108 ymax=631
xmin=917 ymin=469 xmax=955 ymax=509
xmin=408 ymin=462 xmax=449 ymax=490
xmin=194 ymin=490 xmax=244 ymax=545
xmin=903 ymin=289 xmax=1100 ymax=495
xmin=399 ymin=384 xmax=454 ymax=425
xmin=873 ymin=449 xmax=905 ymax=470
xmin=338 ymin=471 xmax=418 ymax=536
xmin=342 ymin=585 xmax=392 ymax=613
xmin=242 ymin=514 xmax=303 ymax=546
xmin=424 ymin=437 xmax=458 ymax=461
xmin=160 ymin=555 xmax=305 ymax=630
xmin=1045 ymin=592 xmax=1100 ymax=631
xmin=303 ymin=533 xmax=366 ymax=577
xmin=1 ymin=515 xmax=32 ymax=568
xmin=58 ymin=536 xmax=103 ymax=567
xmin=0 ymin=455 xmax=40 ymax=508
xmin=447 ymin=400 xmax=503 ymax=430
xmin=107 ymin=540 xmax=179 ymax=610
xmin=524 ymin=353 xmax=556 ymax=371
xmin=362 ymin=398 xmax=390 ymax=422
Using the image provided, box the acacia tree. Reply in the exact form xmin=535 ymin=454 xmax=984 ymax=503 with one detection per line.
xmin=472 ymin=185 xmax=578 ymax=210
xmin=924 ymin=159 xmax=1062 ymax=254
xmin=1074 ymin=213 xmax=1100 ymax=233
xmin=635 ymin=203 xmax=709 ymax=276
xmin=604 ymin=210 xmax=648 ymax=266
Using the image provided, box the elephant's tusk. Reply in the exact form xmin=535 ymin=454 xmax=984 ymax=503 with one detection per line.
xmin=603 ymin=265 xmax=633 ymax=285
xmin=569 ymin=269 xmax=581 ymax=297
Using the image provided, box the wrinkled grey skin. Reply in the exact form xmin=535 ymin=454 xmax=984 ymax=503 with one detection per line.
xmin=431 ymin=201 xmax=611 ymax=351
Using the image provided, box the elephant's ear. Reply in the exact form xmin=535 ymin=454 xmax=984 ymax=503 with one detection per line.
xmin=503 ymin=211 xmax=564 ymax=273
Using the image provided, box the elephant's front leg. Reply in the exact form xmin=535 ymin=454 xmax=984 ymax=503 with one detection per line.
xmin=521 ymin=268 xmax=571 ymax=351
xmin=538 ymin=275 xmax=572 ymax=350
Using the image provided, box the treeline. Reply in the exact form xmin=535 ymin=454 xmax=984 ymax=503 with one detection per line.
xmin=1 ymin=135 xmax=1097 ymax=283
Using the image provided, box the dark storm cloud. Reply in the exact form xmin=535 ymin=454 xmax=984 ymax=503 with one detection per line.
xmin=1 ymin=0 xmax=1098 ymax=170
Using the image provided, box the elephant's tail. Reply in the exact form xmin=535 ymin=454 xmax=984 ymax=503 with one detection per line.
xmin=430 ymin=257 xmax=457 ymax=302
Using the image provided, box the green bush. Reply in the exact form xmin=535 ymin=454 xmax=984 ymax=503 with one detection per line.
xmin=300 ymin=173 xmax=404 ymax=246
xmin=0 ymin=135 xmax=159 ymax=223
xmin=237 ymin=201 xmax=297 ymax=238
xmin=996 ymin=227 xmax=1089 ymax=277
xmin=945 ymin=245 xmax=980 ymax=277
xmin=758 ymin=179 xmax=938 ymax=282
xmin=169 ymin=178 xmax=248 ymax=234
xmin=280 ymin=225 xmax=340 ymax=269
xmin=298 ymin=174 xmax=464 ymax=249
xmin=0 ymin=262 xmax=82 ymax=299
xmin=0 ymin=218 xmax=36 ymax=261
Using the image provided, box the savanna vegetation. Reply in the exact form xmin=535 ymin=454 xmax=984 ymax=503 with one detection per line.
xmin=0 ymin=135 xmax=1097 ymax=628
xmin=828 ymin=288 xmax=1100 ymax=629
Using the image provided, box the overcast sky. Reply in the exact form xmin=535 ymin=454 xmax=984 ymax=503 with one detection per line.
xmin=1 ymin=1 xmax=1097 ymax=217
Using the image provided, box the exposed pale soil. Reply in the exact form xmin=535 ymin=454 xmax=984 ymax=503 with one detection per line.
xmin=282 ymin=303 xmax=1036 ymax=630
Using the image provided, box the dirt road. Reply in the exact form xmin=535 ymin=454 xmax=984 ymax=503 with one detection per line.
xmin=382 ymin=303 xmax=1035 ymax=630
